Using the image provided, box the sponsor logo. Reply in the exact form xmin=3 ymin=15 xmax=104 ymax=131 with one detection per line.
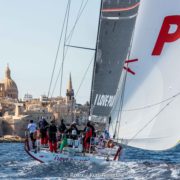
xmin=54 ymin=155 xmax=90 ymax=162
xmin=94 ymin=94 xmax=114 ymax=107
xmin=152 ymin=15 xmax=180 ymax=56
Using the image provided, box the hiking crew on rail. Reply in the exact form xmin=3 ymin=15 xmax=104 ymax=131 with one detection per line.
xmin=27 ymin=118 xmax=116 ymax=154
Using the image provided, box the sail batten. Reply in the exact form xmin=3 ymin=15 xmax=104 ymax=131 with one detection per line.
xmin=102 ymin=14 xmax=138 ymax=20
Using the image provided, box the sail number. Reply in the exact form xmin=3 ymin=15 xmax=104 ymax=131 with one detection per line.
xmin=152 ymin=15 xmax=180 ymax=55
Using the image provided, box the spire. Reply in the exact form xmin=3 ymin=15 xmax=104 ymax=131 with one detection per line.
xmin=5 ymin=64 xmax=11 ymax=79
xmin=66 ymin=73 xmax=74 ymax=101
xmin=67 ymin=73 xmax=73 ymax=91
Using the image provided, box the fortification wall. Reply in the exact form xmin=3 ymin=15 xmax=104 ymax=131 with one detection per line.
xmin=2 ymin=118 xmax=13 ymax=136
xmin=13 ymin=118 xmax=29 ymax=137
xmin=2 ymin=117 xmax=30 ymax=138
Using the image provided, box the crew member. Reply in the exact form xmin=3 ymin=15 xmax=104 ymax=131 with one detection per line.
xmin=38 ymin=117 xmax=49 ymax=146
xmin=48 ymin=119 xmax=57 ymax=153
xmin=66 ymin=121 xmax=79 ymax=140
xmin=58 ymin=119 xmax=67 ymax=140
xmin=83 ymin=121 xmax=93 ymax=152
xmin=27 ymin=120 xmax=37 ymax=149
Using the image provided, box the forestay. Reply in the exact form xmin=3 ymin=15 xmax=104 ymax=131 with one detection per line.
xmin=90 ymin=0 xmax=140 ymax=116
xmin=110 ymin=0 xmax=180 ymax=151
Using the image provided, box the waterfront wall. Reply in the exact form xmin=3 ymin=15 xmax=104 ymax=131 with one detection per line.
xmin=1 ymin=117 xmax=29 ymax=138
xmin=2 ymin=118 xmax=13 ymax=136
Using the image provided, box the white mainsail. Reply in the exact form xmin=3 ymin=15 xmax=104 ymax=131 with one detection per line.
xmin=110 ymin=0 xmax=180 ymax=151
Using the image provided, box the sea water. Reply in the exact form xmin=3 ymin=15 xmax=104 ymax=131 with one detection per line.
xmin=0 ymin=143 xmax=180 ymax=179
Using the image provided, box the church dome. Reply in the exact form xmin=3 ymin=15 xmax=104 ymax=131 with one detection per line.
xmin=3 ymin=77 xmax=18 ymax=92
xmin=0 ymin=65 xmax=18 ymax=99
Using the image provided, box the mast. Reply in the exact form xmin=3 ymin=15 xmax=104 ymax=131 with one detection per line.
xmin=89 ymin=0 xmax=103 ymax=115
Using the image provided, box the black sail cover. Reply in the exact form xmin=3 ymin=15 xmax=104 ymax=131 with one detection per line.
xmin=90 ymin=0 xmax=140 ymax=116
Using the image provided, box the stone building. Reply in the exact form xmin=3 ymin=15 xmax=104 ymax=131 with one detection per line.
xmin=0 ymin=83 xmax=5 ymax=97
xmin=0 ymin=72 xmax=90 ymax=137
xmin=2 ymin=116 xmax=29 ymax=137
xmin=0 ymin=65 xmax=18 ymax=99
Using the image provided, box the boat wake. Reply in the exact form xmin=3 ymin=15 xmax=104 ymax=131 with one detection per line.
xmin=18 ymin=160 xmax=180 ymax=179
xmin=0 ymin=143 xmax=180 ymax=179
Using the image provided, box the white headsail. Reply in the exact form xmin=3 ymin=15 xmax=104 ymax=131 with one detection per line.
xmin=110 ymin=0 xmax=180 ymax=151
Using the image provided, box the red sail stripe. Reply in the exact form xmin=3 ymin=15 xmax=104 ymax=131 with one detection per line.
xmin=102 ymin=2 xmax=140 ymax=12
xmin=123 ymin=67 xmax=135 ymax=75
xmin=125 ymin=59 xmax=138 ymax=64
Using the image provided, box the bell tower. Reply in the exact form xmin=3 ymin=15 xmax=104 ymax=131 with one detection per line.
xmin=66 ymin=73 xmax=74 ymax=102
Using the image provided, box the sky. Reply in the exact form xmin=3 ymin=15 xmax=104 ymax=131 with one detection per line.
xmin=0 ymin=0 xmax=100 ymax=104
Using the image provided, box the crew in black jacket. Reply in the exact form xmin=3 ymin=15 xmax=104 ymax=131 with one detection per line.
xmin=48 ymin=119 xmax=57 ymax=153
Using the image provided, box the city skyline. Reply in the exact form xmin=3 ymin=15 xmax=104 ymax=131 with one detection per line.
xmin=0 ymin=0 xmax=100 ymax=104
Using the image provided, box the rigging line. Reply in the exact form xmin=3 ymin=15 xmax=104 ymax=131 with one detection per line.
xmin=75 ymin=55 xmax=94 ymax=98
xmin=60 ymin=0 xmax=71 ymax=97
xmin=110 ymin=66 xmax=127 ymax=139
xmin=113 ymin=47 xmax=133 ymax=137
xmin=110 ymin=72 xmax=127 ymax=133
xmin=66 ymin=0 xmax=89 ymax=42
xmin=50 ymin=0 xmax=88 ymax=98
xmin=114 ymin=55 xmax=133 ymax=141
xmin=64 ymin=0 xmax=89 ymax=56
xmin=123 ymin=92 xmax=180 ymax=112
xmin=63 ymin=0 xmax=89 ymax=67
xmin=110 ymin=68 xmax=128 ymax=116
xmin=50 ymin=66 xmax=62 ymax=98
xmin=47 ymin=1 xmax=70 ymax=98
xmin=65 ymin=44 xmax=95 ymax=51
xmin=113 ymin=20 xmax=138 ymax=143
xmin=113 ymin=70 xmax=128 ymax=140
xmin=127 ymin=97 xmax=176 ymax=145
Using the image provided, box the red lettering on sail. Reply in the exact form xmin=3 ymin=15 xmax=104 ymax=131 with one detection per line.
xmin=152 ymin=15 xmax=180 ymax=56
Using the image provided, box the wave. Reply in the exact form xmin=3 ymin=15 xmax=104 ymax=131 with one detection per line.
xmin=0 ymin=143 xmax=179 ymax=179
